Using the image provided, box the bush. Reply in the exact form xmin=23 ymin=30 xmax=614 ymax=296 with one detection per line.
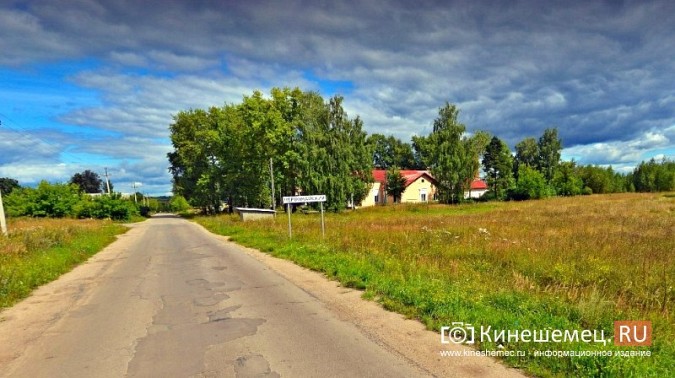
xmin=75 ymin=194 xmax=138 ymax=221
xmin=508 ymin=165 xmax=554 ymax=200
xmin=4 ymin=181 xmax=82 ymax=217
xmin=169 ymin=195 xmax=190 ymax=212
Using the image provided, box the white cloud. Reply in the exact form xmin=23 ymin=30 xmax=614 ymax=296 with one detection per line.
xmin=563 ymin=130 xmax=672 ymax=167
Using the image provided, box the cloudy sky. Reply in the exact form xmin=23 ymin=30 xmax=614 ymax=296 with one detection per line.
xmin=1 ymin=0 xmax=673 ymax=195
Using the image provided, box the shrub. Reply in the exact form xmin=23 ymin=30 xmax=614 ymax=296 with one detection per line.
xmin=5 ymin=182 xmax=82 ymax=217
xmin=169 ymin=195 xmax=190 ymax=212
xmin=509 ymin=165 xmax=554 ymax=200
xmin=75 ymin=194 xmax=137 ymax=221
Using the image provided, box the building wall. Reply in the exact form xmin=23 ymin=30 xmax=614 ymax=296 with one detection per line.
xmin=359 ymin=182 xmax=381 ymax=207
xmin=400 ymin=176 xmax=436 ymax=203
xmin=464 ymin=188 xmax=488 ymax=199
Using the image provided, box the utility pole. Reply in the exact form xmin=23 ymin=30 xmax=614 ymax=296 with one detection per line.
xmin=0 ymin=188 xmax=7 ymax=236
xmin=104 ymin=168 xmax=111 ymax=195
xmin=132 ymin=182 xmax=138 ymax=203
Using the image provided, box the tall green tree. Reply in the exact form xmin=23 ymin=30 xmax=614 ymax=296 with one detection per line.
xmin=537 ymin=128 xmax=562 ymax=182
xmin=552 ymin=161 xmax=583 ymax=196
xmin=296 ymin=95 xmax=372 ymax=211
xmin=168 ymin=88 xmax=374 ymax=213
xmin=168 ymin=107 xmax=225 ymax=213
xmin=413 ymin=103 xmax=472 ymax=203
xmin=367 ymin=134 xmax=418 ymax=169
xmin=482 ymin=136 xmax=514 ymax=199
xmin=513 ymin=137 xmax=539 ymax=179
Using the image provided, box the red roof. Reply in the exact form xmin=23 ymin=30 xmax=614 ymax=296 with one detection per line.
xmin=372 ymin=169 xmax=435 ymax=187
xmin=470 ymin=178 xmax=488 ymax=190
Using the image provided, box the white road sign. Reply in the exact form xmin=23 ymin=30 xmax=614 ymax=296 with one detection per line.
xmin=282 ymin=195 xmax=326 ymax=204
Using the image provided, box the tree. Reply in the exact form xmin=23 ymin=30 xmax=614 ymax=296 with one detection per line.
xmin=413 ymin=102 xmax=473 ymax=203
xmin=482 ymin=136 xmax=514 ymax=199
xmin=510 ymin=165 xmax=553 ymax=200
xmin=633 ymin=158 xmax=675 ymax=192
xmin=167 ymin=88 xmax=373 ymax=213
xmin=296 ymin=95 xmax=373 ymax=211
xmin=552 ymin=161 xmax=583 ymax=196
xmin=168 ymin=107 xmax=225 ymax=213
xmin=513 ymin=137 xmax=539 ymax=179
xmin=537 ymin=128 xmax=562 ymax=183
xmin=70 ymin=170 xmax=104 ymax=193
xmin=386 ymin=167 xmax=407 ymax=203
xmin=0 ymin=178 xmax=20 ymax=195
xmin=169 ymin=195 xmax=191 ymax=212
xmin=367 ymin=134 xmax=418 ymax=169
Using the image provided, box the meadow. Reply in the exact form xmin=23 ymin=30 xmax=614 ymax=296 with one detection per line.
xmin=0 ymin=218 xmax=128 ymax=309
xmin=196 ymin=193 xmax=674 ymax=377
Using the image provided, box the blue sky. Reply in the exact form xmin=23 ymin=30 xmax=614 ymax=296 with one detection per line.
xmin=1 ymin=0 xmax=673 ymax=195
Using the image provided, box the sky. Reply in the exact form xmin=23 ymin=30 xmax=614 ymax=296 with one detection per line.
xmin=1 ymin=0 xmax=673 ymax=196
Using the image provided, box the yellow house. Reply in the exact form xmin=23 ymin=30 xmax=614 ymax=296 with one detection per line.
xmin=360 ymin=170 xmax=437 ymax=207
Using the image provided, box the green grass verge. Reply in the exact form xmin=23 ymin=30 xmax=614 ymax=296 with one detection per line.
xmin=0 ymin=219 xmax=128 ymax=309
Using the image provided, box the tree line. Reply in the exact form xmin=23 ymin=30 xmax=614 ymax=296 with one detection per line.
xmin=168 ymin=88 xmax=675 ymax=212
xmin=0 ymin=170 xmax=188 ymax=220
xmin=168 ymin=88 xmax=674 ymax=211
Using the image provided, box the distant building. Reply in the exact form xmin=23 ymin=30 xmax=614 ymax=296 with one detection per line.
xmin=464 ymin=178 xmax=488 ymax=199
xmin=360 ymin=170 xmax=437 ymax=207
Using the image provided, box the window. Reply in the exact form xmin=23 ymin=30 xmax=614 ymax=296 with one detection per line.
xmin=420 ymin=193 xmax=427 ymax=202
xmin=374 ymin=194 xmax=379 ymax=203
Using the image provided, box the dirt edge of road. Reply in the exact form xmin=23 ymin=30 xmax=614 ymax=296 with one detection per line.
xmin=194 ymin=224 xmax=527 ymax=378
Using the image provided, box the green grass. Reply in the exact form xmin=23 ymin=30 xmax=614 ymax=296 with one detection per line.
xmin=195 ymin=193 xmax=674 ymax=377
xmin=0 ymin=218 xmax=128 ymax=309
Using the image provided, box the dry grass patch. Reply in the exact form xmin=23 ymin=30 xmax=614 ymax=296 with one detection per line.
xmin=1 ymin=218 xmax=128 ymax=308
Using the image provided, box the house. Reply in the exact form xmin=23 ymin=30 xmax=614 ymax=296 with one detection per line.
xmin=360 ymin=170 xmax=437 ymax=207
xmin=464 ymin=178 xmax=488 ymax=199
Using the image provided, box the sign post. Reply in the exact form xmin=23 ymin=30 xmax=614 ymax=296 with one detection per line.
xmin=282 ymin=195 xmax=327 ymax=239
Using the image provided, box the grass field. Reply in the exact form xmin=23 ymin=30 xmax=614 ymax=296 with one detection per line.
xmin=196 ymin=193 xmax=674 ymax=377
xmin=0 ymin=218 xmax=128 ymax=309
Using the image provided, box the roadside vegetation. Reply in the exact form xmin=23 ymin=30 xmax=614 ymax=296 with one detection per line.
xmin=196 ymin=193 xmax=674 ymax=377
xmin=0 ymin=218 xmax=128 ymax=309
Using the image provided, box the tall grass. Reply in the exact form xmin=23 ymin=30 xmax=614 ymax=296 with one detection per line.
xmin=196 ymin=193 xmax=674 ymax=377
xmin=0 ymin=218 xmax=128 ymax=308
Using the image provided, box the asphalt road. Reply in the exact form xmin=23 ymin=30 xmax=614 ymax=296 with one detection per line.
xmin=0 ymin=215 xmax=430 ymax=377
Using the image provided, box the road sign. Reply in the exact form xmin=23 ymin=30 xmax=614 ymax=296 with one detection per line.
xmin=282 ymin=195 xmax=326 ymax=204
xmin=283 ymin=194 xmax=326 ymax=239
